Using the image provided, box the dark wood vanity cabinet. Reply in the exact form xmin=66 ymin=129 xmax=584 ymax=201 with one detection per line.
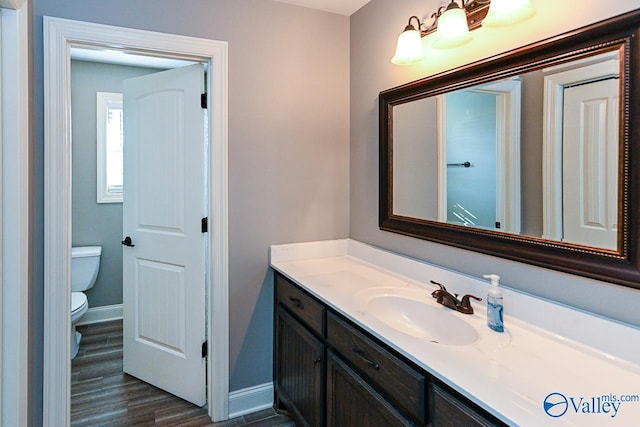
xmin=274 ymin=272 xmax=506 ymax=427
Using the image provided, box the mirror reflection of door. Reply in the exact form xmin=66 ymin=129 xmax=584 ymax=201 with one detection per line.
xmin=542 ymin=53 xmax=619 ymax=251
xmin=391 ymin=78 xmax=522 ymax=232
xmin=437 ymin=78 xmax=522 ymax=233
xmin=561 ymin=77 xmax=618 ymax=250
xmin=444 ymin=90 xmax=498 ymax=229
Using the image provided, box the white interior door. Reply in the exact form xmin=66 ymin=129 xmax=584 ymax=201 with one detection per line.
xmin=122 ymin=63 xmax=207 ymax=406
xmin=562 ymin=78 xmax=618 ymax=250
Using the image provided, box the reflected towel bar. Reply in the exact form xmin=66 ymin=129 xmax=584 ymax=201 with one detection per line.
xmin=447 ymin=161 xmax=471 ymax=168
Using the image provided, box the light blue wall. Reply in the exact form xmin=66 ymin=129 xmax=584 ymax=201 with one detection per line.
xmin=446 ymin=90 xmax=497 ymax=229
xmin=71 ymin=60 xmax=161 ymax=308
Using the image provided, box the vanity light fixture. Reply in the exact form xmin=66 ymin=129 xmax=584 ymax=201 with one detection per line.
xmin=391 ymin=0 xmax=535 ymax=65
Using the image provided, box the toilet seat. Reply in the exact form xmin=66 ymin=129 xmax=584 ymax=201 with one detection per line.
xmin=71 ymin=292 xmax=88 ymax=322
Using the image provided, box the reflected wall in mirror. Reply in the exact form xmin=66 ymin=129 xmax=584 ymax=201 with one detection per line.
xmin=392 ymin=51 xmax=619 ymax=250
xmin=379 ymin=10 xmax=640 ymax=288
xmin=392 ymin=76 xmax=523 ymax=234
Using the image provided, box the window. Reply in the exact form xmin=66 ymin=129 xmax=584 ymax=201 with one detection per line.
xmin=96 ymin=91 xmax=124 ymax=203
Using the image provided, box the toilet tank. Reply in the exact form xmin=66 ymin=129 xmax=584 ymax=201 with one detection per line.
xmin=71 ymin=246 xmax=102 ymax=292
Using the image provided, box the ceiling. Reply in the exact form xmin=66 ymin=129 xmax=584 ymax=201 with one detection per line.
xmin=272 ymin=0 xmax=371 ymax=16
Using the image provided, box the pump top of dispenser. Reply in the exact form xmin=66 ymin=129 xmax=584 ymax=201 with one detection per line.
xmin=483 ymin=274 xmax=501 ymax=297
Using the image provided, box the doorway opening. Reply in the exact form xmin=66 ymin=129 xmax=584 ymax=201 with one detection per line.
xmin=70 ymin=50 xmax=208 ymax=414
xmin=44 ymin=17 xmax=229 ymax=426
xmin=436 ymin=78 xmax=522 ymax=234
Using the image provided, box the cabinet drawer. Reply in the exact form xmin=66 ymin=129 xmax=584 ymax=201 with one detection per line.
xmin=276 ymin=273 xmax=325 ymax=336
xmin=327 ymin=311 xmax=426 ymax=424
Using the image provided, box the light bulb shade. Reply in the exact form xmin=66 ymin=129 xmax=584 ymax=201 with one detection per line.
xmin=483 ymin=0 xmax=535 ymax=27
xmin=432 ymin=6 xmax=471 ymax=49
xmin=391 ymin=28 xmax=424 ymax=65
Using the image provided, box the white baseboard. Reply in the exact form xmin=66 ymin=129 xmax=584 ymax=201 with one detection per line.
xmin=76 ymin=304 xmax=123 ymax=325
xmin=228 ymin=382 xmax=274 ymax=419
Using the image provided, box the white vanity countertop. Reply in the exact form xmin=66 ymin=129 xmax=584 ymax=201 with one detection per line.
xmin=270 ymin=239 xmax=640 ymax=426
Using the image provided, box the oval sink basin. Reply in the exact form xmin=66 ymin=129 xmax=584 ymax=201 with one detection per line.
xmin=359 ymin=288 xmax=479 ymax=346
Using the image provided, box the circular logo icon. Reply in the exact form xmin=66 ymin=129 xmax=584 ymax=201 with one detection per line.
xmin=544 ymin=392 xmax=569 ymax=418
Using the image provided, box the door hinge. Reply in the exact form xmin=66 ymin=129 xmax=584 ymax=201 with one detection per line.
xmin=201 ymin=217 xmax=208 ymax=233
xmin=495 ymin=221 xmax=501 ymax=229
xmin=201 ymin=341 xmax=208 ymax=358
xmin=201 ymin=93 xmax=207 ymax=109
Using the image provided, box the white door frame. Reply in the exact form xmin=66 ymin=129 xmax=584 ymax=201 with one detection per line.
xmin=43 ymin=17 xmax=229 ymax=425
xmin=1 ymin=1 xmax=29 ymax=426
xmin=476 ymin=78 xmax=522 ymax=234
xmin=542 ymin=55 xmax=619 ymax=240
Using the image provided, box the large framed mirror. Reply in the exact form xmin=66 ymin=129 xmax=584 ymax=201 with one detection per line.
xmin=379 ymin=10 xmax=640 ymax=289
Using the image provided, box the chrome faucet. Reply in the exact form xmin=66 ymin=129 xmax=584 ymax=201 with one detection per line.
xmin=430 ymin=280 xmax=482 ymax=315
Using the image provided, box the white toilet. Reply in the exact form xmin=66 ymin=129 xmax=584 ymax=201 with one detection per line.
xmin=71 ymin=246 xmax=102 ymax=358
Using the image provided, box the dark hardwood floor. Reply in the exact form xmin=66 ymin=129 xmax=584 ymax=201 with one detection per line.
xmin=72 ymin=320 xmax=294 ymax=426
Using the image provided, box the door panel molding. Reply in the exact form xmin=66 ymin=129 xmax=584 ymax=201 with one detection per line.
xmin=43 ymin=17 xmax=229 ymax=425
xmin=561 ymin=79 xmax=618 ymax=249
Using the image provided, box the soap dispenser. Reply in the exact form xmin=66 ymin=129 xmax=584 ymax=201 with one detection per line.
xmin=484 ymin=274 xmax=504 ymax=332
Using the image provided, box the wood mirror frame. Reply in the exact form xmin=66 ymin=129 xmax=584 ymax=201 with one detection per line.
xmin=379 ymin=10 xmax=640 ymax=289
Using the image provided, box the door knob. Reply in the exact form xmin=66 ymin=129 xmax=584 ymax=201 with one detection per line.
xmin=121 ymin=236 xmax=135 ymax=247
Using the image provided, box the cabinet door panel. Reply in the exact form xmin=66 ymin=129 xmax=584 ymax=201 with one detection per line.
xmin=327 ymin=351 xmax=415 ymax=427
xmin=432 ymin=383 xmax=505 ymax=427
xmin=276 ymin=307 xmax=324 ymax=427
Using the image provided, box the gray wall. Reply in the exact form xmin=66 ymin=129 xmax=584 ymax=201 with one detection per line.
xmin=29 ymin=0 xmax=640 ymax=423
xmin=71 ymin=60 xmax=161 ymax=308
xmin=32 ymin=0 xmax=349 ymax=418
xmin=520 ymin=69 xmax=544 ymax=237
xmin=350 ymin=0 xmax=640 ymax=330
xmin=392 ymin=97 xmax=438 ymax=220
